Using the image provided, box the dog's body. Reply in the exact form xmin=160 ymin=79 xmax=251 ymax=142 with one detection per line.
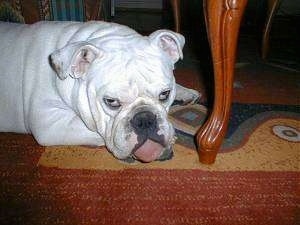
xmin=0 ymin=21 xmax=199 ymax=162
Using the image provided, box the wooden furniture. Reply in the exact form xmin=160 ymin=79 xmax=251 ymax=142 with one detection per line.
xmin=197 ymin=0 xmax=248 ymax=164
xmin=170 ymin=0 xmax=181 ymax=33
xmin=262 ymin=0 xmax=281 ymax=60
xmin=170 ymin=0 xmax=283 ymax=163
xmin=170 ymin=0 xmax=248 ymax=164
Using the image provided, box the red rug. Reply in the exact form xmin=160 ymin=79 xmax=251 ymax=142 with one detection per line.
xmin=2 ymin=167 xmax=299 ymax=225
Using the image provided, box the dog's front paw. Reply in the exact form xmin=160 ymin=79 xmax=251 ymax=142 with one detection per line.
xmin=175 ymin=85 xmax=201 ymax=105
xmin=182 ymin=89 xmax=201 ymax=104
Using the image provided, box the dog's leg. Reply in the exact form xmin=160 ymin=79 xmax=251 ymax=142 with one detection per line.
xmin=175 ymin=84 xmax=201 ymax=104
xmin=29 ymin=105 xmax=104 ymax=146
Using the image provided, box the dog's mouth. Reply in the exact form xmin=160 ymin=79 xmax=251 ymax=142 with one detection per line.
xmin=133 ymin=139 xmax=164 ymax=162
xmin=131 ymin=129 xmax=166 ymax=162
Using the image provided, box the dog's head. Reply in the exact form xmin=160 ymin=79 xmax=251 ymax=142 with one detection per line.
xmin=50 ymin=29 xmax=184 ymax=162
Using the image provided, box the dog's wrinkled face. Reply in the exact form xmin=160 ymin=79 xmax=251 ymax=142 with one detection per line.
xmin=89 ymin=53 xmax=176 ymax=162
xmin=50 ymin=29 xmax=185 ymax=162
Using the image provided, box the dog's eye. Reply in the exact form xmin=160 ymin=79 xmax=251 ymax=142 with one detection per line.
xmin=103 ymin=97 xmax=121 ymax=109
xmin=159 ymin=90 xmax=171 ymax=101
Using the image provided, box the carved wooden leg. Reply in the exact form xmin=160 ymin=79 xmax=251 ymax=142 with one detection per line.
xmin=262 ymin=0 xmax=281 ymax=60
xmin=196 ymin=0 xmax=248 ymax=164
xmin=170 ymin=0 xmax=181 ymax=33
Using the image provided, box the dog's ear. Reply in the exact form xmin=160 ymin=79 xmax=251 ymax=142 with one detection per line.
xmin=50 ymin=42 xmax=103 ymax=80
xmin=149 ymin=30 xmax=185 ymax=63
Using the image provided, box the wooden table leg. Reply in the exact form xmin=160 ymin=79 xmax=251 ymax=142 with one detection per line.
xmin=196 ymin=0 xmax=248 ymax=164
xmin=170 ymin=0 xmax=181 ymax=33
xmin=262 ymin=0 xmax=281 ymax=60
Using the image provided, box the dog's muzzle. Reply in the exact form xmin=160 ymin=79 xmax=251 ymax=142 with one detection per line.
xmin=130 ymin=111 xmax=167 ymax=162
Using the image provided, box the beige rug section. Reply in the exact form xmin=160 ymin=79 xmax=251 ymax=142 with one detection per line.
xmin=38 ymin=118 xmax=300 ymax=171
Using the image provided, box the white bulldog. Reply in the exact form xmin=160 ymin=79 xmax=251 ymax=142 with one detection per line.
xmin=0 ymin=21 xmax=199 ymax=163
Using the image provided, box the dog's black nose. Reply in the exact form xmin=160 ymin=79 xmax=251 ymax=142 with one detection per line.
xmin=131 ymin=111 xmax=157 ymax=132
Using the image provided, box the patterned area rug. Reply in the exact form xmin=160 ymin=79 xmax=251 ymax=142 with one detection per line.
xmin=1 ymin=103 xmax=299 ymax=225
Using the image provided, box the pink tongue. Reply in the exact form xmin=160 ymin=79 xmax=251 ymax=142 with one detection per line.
xmin=134 ymin=140 xmax=164 ymax=162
